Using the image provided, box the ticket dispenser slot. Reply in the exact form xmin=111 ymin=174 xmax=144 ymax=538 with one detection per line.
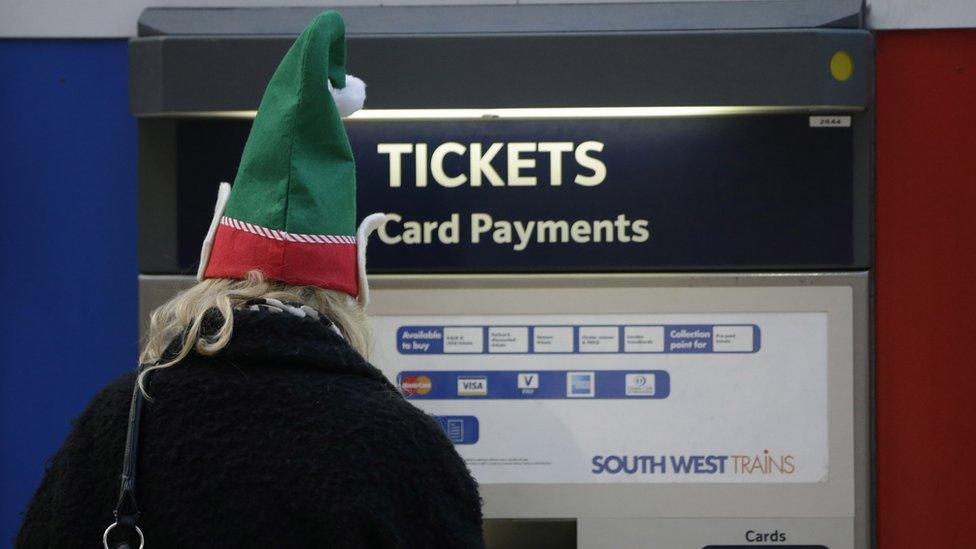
xmin=131 ymin=3 xmax=872 ymax=547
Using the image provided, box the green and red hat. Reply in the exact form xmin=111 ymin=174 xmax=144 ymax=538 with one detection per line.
xmin=196 ymin=11 xmax=386 ymax=304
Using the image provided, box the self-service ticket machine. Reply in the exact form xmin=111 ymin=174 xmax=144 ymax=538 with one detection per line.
xmin=132 ymin=2 xmax=872 ymax=547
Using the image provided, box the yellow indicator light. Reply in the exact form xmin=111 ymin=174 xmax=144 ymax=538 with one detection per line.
xmin=830 ymin=51 xmax=854 ymax=82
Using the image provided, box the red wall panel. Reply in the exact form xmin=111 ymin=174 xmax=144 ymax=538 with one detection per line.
xmin=876 ymin=30 xmax=976 ymax=548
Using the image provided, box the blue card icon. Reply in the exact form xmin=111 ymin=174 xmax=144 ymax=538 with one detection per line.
xmin=433 ymin=415 xmax=480 ymax=444
xmin=446 ymin=419 xmax=464 ymax=442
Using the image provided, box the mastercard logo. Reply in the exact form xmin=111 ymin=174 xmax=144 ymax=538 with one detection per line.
xmin=400 ymin=375 xmax=432 ymax=396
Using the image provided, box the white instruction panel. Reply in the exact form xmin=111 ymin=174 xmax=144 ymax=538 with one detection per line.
xmin=371 ymin=312 xmax=828 ymax=485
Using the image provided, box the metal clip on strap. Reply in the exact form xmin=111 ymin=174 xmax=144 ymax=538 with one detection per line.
xmin=102 ymin=522 xmax=144 ymax=549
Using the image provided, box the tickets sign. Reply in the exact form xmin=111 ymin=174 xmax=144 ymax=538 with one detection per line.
xmin=350 ymin=114 xmax=855 ymax=272
xmin=176 ymin=114 xmax=856 ymax=271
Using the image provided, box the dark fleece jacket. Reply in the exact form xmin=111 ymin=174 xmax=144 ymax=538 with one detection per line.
xmin=16 ymin=309 xmax=484 ymax=548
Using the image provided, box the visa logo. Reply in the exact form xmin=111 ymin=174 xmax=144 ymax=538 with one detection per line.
xmin=457 ymin=376 xmax=488 ymax=396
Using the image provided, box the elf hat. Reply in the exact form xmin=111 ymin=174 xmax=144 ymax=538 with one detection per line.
xmin=196 ymin=11 xmax=388 ymax=305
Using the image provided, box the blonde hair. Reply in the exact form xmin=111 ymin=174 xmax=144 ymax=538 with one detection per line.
xmin=139 ymin=271 xmax=370 ymax=393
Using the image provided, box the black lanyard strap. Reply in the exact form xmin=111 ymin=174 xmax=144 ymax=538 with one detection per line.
xmin=103 ymin=370 xmax=150 ymax=549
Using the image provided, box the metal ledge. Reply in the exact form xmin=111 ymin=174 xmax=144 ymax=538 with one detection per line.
xmin=130 ymin=26 xmax=871 ymax=115
xmin=137 ymin=1 xmax=862 ymax=37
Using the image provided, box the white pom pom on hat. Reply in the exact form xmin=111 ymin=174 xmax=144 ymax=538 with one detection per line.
xmin=329 ymin=75 xmax=366 ymax=118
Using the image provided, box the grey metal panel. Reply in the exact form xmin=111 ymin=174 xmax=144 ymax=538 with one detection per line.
xmin=138 ymin=274 xmax=193 ymax=340
xmin=579 ymin=517 xmax=854 ymax=549
xmin=852 ymin=113 xmax=874 ymax=269
xmin=130 ymin=27 xmax=871 ymax=114
xmin=136 ymin=1 xmax=863 ymax=37
xmin=137 ymin=120 xmax=178 ymax=273
xmin=138 ymin=271 xmax=871 ymax=548
xmin=366 ymin=275 xmax=865 ymax=522
xmin=484 ymin=519 xmax=576 ymax=549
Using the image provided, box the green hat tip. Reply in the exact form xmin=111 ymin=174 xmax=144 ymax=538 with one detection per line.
xmin=225 ymin=8 xmax=366 ymax=237
xmin=307 ymin=10 xmax=347 ymax=89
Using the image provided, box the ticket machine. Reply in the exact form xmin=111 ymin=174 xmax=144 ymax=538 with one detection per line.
xmin=131 ymin=2 xmax=872 ymax=547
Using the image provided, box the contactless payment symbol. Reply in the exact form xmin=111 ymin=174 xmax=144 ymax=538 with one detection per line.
xmin=567 ymin=371 xmax=595 ymax=398
xmin=517 ymin=373 xmax=539 ymax=394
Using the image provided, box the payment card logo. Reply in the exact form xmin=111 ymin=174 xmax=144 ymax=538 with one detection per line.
xmin=458 ymin=376 xmax=488 ymax=396
xmin=517 ymin=373 xmax=540 ymax=394
xmin=625 ymin=373 xmax=655 ymax=396
xmin=567 ymin=371 xmax=595 ymax=398
xmin=400 ymin=375 xmax=432 ymax=396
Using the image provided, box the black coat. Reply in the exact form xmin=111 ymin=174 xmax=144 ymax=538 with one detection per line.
xmin=16 ymin=309 xmax=484 ymax=548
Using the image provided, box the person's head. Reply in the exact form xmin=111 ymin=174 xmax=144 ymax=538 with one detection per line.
xmin=139 ymin=13 xmax=383 ymax=393
xmin=139 ymin=270 xmax=370 ymax=391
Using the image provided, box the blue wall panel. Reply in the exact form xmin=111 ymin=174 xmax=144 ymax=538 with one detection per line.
xmin=0 ymin=39 xmax=136 ymax=543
